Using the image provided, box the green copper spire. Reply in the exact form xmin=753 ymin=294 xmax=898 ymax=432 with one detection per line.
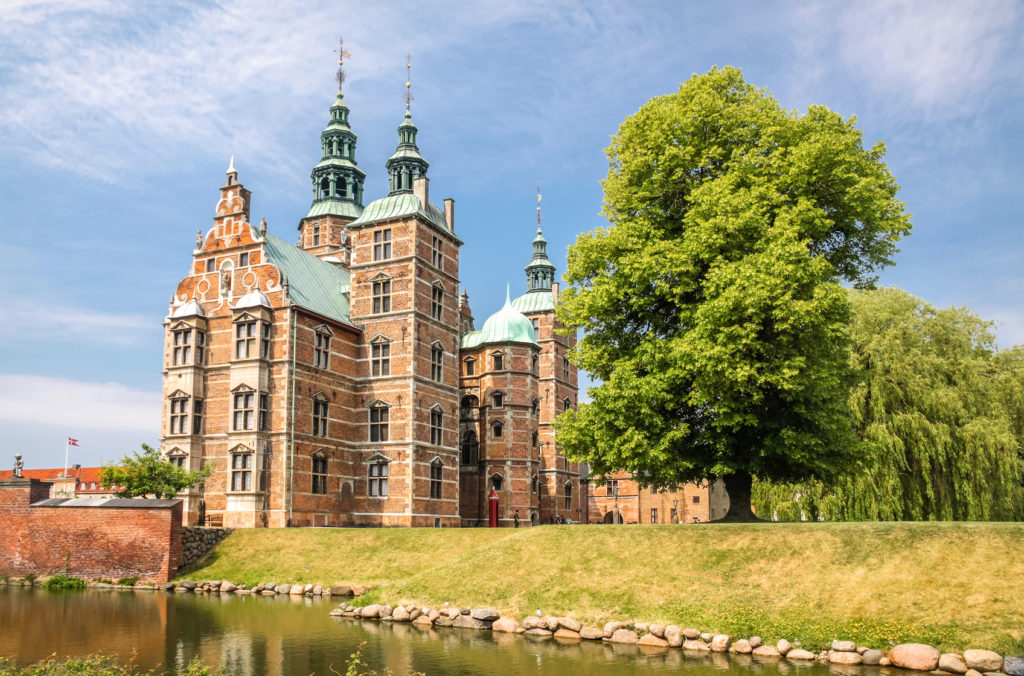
xmin=306 ymin=38 xmax=365 ymax=219
xmin=386 ymin=52 xmax=428 ymax=195
xmin=525 ymin=187 xmax=556 ymax=292
xmin=461 ymin=285 xmax=539 ymax=349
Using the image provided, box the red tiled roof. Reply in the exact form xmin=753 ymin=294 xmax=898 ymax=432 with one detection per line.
xmin=0 ymin=466 xmax=124 ymax=492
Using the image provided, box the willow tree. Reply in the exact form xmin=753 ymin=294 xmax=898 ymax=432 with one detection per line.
xmin=753 ymin=288 xmax=1024 ymax=521
xmin=554 ymin=66 xmax=911 ymax=520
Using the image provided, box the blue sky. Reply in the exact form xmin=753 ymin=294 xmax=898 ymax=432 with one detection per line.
xmin=1 ymin=1 xmax=1021 ymax=469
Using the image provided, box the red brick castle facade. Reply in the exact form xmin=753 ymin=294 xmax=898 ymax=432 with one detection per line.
xmin=161 ymin=77 xmax=580 ymax=528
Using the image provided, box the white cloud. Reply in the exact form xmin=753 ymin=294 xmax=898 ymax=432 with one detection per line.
xmin=0 ymin=298 xmax=155 ymax=345
xmin=0 ymin=374 xmax=159 ymax=432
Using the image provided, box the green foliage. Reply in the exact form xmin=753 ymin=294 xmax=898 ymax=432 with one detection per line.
xmin=41 ymin=575 xmax=88 ymax=591
xmin=753 ymin=288 xmax=1024 ymax=521
xmin=115 ymin=577 xmax=139 ymax=587
xmin=100 ymin=444 xmax=212 ymax=499
xmin=556 ymin=66 xmax=911 ymax=505
xmin=0 ymin=654 xmax=222 ymax=675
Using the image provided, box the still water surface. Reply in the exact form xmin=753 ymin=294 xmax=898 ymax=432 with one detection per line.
xmin=0 ymin=586 xmax=838 ymax=676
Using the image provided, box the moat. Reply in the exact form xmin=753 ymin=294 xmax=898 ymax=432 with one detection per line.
xmin=0 ymin=586 xmax=840 ymax=676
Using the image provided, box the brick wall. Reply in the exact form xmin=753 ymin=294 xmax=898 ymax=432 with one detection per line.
xmin=0 ymin=478 xmax=183 ymax=583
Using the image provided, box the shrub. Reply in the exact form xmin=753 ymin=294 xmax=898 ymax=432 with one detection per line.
xmin=115 ymin=576 xmax=139 ymax=587
xmin=42 ymin=575 xmax=88 ymax=591
xmin=0 ymin=654 xmax=223 ymax=675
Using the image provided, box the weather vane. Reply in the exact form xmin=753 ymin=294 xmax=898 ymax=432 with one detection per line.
xmin=404 ymin=49 xmax=414 ymax=112
xmin=335 ymin=36 xmax=351 ymax=94
xmin=536 ymin=184 xmax=542 ymax=231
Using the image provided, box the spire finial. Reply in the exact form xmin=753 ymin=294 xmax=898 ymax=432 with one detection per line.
xmin=536 ymin=183 xmax=542 ymax=234
xmin=404 ymin=49 xmax=413 ymax=113
xmin=335 ymin=36 xmax=351 ymax=95
xmin=505 ymin=283 xmax=512 ymax=305
xmin=227 ymin=155 xmax=236 ymax=174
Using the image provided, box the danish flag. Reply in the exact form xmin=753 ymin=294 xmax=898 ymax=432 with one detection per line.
xmin=67 ymin=437 xmax=79 ymax=446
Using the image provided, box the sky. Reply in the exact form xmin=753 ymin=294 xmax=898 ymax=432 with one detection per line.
xmin=1 ymin=0 xmax=1022 ymax=469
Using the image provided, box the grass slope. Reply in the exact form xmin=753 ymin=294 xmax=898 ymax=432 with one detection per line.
xmin=187 ymin=522 xmax=1024 ymax=654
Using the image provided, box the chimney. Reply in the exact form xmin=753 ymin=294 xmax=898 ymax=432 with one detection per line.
xmin=413 ymin=176 xmax=429 ymax=208
xmin=443 ymin=198 xmax=455 ymax=232
xmin=552 ymin=282 xmax=559 ymax=304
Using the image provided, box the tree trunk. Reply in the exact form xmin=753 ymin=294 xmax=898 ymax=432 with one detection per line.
xmin=719 ymin=470 xmax=760 ymax=522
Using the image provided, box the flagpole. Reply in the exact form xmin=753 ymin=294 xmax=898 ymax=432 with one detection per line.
xmin=64 ymin=437 xmax=70 ymax=478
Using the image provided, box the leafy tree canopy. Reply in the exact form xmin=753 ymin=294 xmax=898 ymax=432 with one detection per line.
xmin=100 ymin=443 xmax=212 ymax=500
xmin=555 ymin=66 xmax=911 ymax=519
xmin=754 ymin=288 xmax=1024 ymax=521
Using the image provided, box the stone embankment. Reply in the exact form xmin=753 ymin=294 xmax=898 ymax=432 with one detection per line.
xmin=179 ymin=527 xmax=232 ymax=569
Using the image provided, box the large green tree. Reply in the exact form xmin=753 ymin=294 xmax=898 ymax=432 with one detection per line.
xmin=100 ymin=444 xmax=212 ymax=500
xmin=753 ymin=288 xmax=1024 ymax=521
xmin=555 ymin=67 xmax=911 ymax=519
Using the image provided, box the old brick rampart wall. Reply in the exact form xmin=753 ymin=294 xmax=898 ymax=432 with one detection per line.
xmin=0 ymin=478 xmax=183 ymax=583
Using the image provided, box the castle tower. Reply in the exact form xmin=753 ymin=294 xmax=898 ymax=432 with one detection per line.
xmin=299 ymin=42 xmax=366 ymax=262
xmin=511 ymin=190 xmax=580 ymax=524
xmin=344 ymin=65 xmax=463 ymax=526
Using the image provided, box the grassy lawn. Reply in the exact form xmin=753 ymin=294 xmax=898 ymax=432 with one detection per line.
xmin=186 ymin=522 xmax=1024 ymax=655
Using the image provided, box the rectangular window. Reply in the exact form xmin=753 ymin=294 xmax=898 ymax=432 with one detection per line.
xmin=369 ymin=461 xmax=389 ymax=497
xmin=370 ymin=407 xmax=389 ymax=442
xmin=259 ymin=453 xmax=270 ymax=492
xmin=258 ymin=394 xmax=269 ymax=431
xmin=431 ymin=235 xmax=442 ymax=268
xmin=195 ymin=331 xmax=205 ymax=364
xmin=493 ymin=353 xmax=503 ymax=370
xmin=169 ymin=398 xmax=188 ymax=434
xmin=233 ymin=391 xmax=255 ymax=431
xmin=430 ymin=344 xmax=443 ymax=382
xmin=192 ymin=400 xmax=204 ymax=435
xmin=235 ymin=321 xmax=256 ymax=359
xmin=373 ymin=229 xmax=392 ymax=261
xmin=172 ymin=329 xmax=192 ymax=365
xmin=430 ymin=408 xmax=443 ymax=445
xmin=169 ymin=456 xmax=186 ymax=469
xmin=492 ymin=423 xmax=503 ymax=438
xmin=693 ymin=495 xmax=701 ymax=504
xmin=563 ymin=356 xmax=570 ymax=380
xmin=464 ymin=359 xmax=475 ymax=376
xmin=313 ymin=399 xmax=328 ymax=437
xmin=231 ymin=453 xmax=252 ymax=491
xmin=431 ymin=285 xmax=443 ymax=320
xmin=261 ymin=322 xmax=271 ymax=359
xmin=493 ymin=392 xmax=503 ymax=408
xmin=532 ymin=318 xmax=539 ymax=331
xmin=651 ymin=508 xmax=658 ymax=524
xmin=565 ymin=483 xmax=573 ymax=510
xmin=607 ymin=480 xmax=619 ymax=496
xmin=371 ymin=342 xmax=391 ymax=376
xmin=205 ymin=258 xmax=215 ymax=273
xmin=312 ymin=455 xmax=328 ymax=494
xmin=240 ymin=252 xmax=249 ymax=267
xmin=314 ymin=333 xmax=330 ymax=369
xmin=372 ymin=279 xmax=391 ymax=314
xmin=312 ymin=225 xmax=320 ymax=247
xmin=430 ymin=462 xmax=442 ymax=499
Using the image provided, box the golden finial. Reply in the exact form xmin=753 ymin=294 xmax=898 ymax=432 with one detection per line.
xmin=335 ymin=36 xmax=352 ymax=94
xmin=536 ymin=183 xmax=542 ymax=233
xmin=404 ymin=49 xmax=414 ymax=112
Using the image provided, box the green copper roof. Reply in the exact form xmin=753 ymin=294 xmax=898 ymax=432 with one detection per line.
xmin=263 ymin=233 xmax=352 ymax=326
xmin=305 ymin=199 xmax=363 ymax=219
xmin=314 ymin=157 xmax=363 ymax=172
xmin=462 ymin=288 xmax=538 ymax=349
xmin=511 ymin=290 xmax=556 ymax=314
xmin=349 ymin=192 xmax=449 ymax=232
xmin=387 ymin=146 xmax=428 ymax=162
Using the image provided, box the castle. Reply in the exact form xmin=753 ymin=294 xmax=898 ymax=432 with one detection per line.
xmin=160 ymin=67 xmax=581 ymax=528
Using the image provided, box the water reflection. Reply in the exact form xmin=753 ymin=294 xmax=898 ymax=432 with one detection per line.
xmin=0 ymin=587 xmax=839 ymax=676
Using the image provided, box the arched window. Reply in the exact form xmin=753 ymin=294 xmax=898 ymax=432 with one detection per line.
xmin=490 ymin=473 xmax=503 ymax=491
xmin=369 ymin=402 xmax=390 ymax=442
xmin=429 ymin=457 xmax=443 ymax=499
xmin=367 ymin=454 xmax=389 ymax=497
xmin=563 ymin=397 xmax=572 ymax=414
xmin=335 ymin=176 xmax=348 ymax=199
xmin=312 ymin=451 xmax=327 ymax=494
xmin=319 ymin=177 xmax=330 ymax=199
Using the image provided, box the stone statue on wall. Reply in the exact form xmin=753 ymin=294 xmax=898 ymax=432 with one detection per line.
xmin=13 ymin=454 xmax=23 ymax=478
